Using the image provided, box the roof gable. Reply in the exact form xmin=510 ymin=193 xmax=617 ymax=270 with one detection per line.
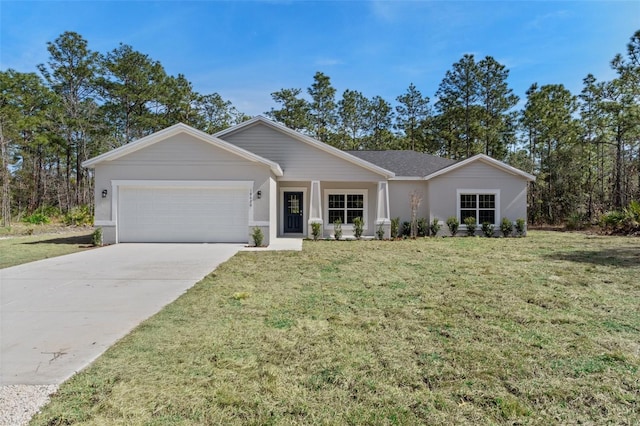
xmin=425 ymin=154 xmax=536 ymax=181
xmin=215 ymin=116 xmax=395 ymax=179
xmin=82 ymin=123 xmax=283 ymax=176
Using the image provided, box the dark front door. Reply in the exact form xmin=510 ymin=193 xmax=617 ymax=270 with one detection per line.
xmin=284 ymin=191 xmax=303 ymax=233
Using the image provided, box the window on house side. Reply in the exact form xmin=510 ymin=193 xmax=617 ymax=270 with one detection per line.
xmin=460 ymin=193 xmax=496 ymax=224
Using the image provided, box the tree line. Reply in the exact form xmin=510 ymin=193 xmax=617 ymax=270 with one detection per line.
xmin=0 ymin=32 xmax=249 ymax=225
xmin=1 ymin=30 xmax=639 ymax=227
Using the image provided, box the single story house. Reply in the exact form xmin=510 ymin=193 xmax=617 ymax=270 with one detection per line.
xmin=83 ymin=116 xmax=535 ymax=245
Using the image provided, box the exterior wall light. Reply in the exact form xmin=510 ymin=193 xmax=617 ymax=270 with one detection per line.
xmin=256 ymin=190 xmax=262 ymax=199
xmin=102 ymin=189 xmax=108 ymax=198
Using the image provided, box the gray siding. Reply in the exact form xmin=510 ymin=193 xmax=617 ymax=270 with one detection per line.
xmin=388 ymin=181 xmax=429 ymax=224
xmin=221 ymin=123 xmax=386 ymax=181
xmin=428 ymin=161 xmax=528 ymax=228
xmin=320 ymin=181 xmax=378 ymax=237
xmin=93 ymin=133 xmax=273 ymax=226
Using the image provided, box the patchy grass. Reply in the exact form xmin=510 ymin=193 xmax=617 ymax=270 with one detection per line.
xmin=0 ymin=229 xmax=94 ymax=269
xmin=32 ymin=231 xmax=640 ymax=425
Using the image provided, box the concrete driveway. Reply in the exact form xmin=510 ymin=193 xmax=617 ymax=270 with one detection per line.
xmin=0 ymin=243 xmax=242 ymax=385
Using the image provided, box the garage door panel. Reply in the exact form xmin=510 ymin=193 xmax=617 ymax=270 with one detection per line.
xmin=118 ymin=186 xmax=249 ymax=243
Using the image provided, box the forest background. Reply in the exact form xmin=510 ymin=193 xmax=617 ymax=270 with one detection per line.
xmin=1 ymin=30 xmax=638 ymax=227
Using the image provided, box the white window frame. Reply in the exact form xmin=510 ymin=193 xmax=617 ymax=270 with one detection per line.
xmin=456 ymin=189 xmax=500 ymax=226
xmin=323 ymin=189 xmax=368 ymax=230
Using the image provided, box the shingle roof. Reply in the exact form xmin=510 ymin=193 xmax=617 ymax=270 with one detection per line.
xmin=346 ymin=150 xmax=456 ymax=177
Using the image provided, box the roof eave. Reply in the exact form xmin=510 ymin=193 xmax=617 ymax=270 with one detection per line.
xmin=82 ymin=122 xmax=283 ymax=176
xmin=424 ymin=154 xmax=536 ymax=182
xmin=389 ymin=176 xmax=425 ymax=181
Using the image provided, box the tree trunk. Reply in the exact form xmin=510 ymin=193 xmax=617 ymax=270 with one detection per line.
xmin=0 ymin=122 xmax=11 ymax=227
xmin=613 ymin=126 xmax=623 ymax=209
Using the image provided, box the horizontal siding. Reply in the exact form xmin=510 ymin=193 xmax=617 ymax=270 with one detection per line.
xmin=93 ymin=133 xmax=274 ymax=225
xmin=222 ymin=123 xmax=385 ymax=181
xmin=388 ymin=181 xmax=429 ymax=223
xmin=428 ymin=161 xmax=529 ymax=224
xmin=438 ymin=161 xmax=521 ymax=180
xmin=113 ymin=134 xmax=246 ymax=165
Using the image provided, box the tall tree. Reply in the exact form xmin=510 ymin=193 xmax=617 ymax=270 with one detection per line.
xmin=363 ymin=95 xmax=396 ymax=150
xmin=0 ymin=70 xmax=58 ymax=215
xmin=395 ymin=83 xmax=430 ymax=151
xmin=435 ymin=54 xmax=481 ymax=158
xmin=266 ymin=88 xmax=310 ymax=132
xmin=337 ymin=89 xmax=370 ymax=150
xmin=477 ymin=56 xmax=519 ymax=159
xmin=37 ymin=31 xmax=99 ymax=208
xmin=579 ymin=74 xmax=609 ymax=218
xmin=199 ymin=93 xmax=238 ymax=133
xmin=97 ymin=43 xmax=167 ymax=145
xmin=608 ymin=30 xmax=640 ymax=208
xmin=307 ymin=71 xmax=337 ymax=145
xmin=159 ymin=74 xmax=202 ymax=129
xmin=521 ymin=84 xmax=581 ymax=223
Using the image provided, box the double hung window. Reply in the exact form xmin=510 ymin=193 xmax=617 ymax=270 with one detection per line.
xmin=326 ymin=191 xmax=366 ymax=224
xmin=459 ymin=193 xmax=497 ymax=224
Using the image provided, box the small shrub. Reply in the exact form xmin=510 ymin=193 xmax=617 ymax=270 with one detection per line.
xmin=600 ymin=210 xmax=626 ymax=230
xmin=353 ymin=217 xmax=364 ymax=240
xmin=251 ymin=227 xmax=264 ymax=247
xmin=417 ymin=218 xmax=428 ymax=237
xmin=390 ymin=217 xmax=400 ymax=239
xmin=481 ymin=221 xmax=495 ymax=237
xmin=401 ymin=221 xmax=411 ymax=237
xmin=566 ymin=212 xmax=588 ymax=231
xmin=376 ymin=222 xmax=385 ymax=240
xmin=600 ymin=201 xmax=640 ymax=234
xmin=446 ymin=216 xmax=459 ymax=236
xmin=464 ymin=216 xmax=477 ymax=236
xmin=92 ymin=227 xmax=103 ymax=246
xmin=333 ymin=218 xmax=342 ymax=240
xmin=311 ymin=222 xmax=322 ymax=241
xmin=500 ymin=218 xmax=513 ymax=237
xmin=36 ymin=205 xmax=61 ymax=219
xmin=429 ymin=218 xmax=441 ymax=236
xmin=23 ymin=212 xmax=50 ymax=225
xmin=626 ymin=200 xmax=640 ymax=222
xmin=63 ymin=205 xmax=92 ymax=226
xmin=515 ymin=218 xmax=526 ymax=236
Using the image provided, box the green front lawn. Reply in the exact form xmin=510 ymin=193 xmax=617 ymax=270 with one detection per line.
xmin=0 ymin=230 xmax=94 ymax=269
xmin=32 ymin=231 xmax=640 ymax=425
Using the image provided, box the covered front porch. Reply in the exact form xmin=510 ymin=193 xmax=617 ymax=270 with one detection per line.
xmin=278 ymin=180 xmax=391 ymax=239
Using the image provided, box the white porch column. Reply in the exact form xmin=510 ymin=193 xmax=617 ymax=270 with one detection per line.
xmin=375 ymin=181 xmax=391 ymax=239
xmin=307 ymin=180 xmax=323 ymax=238
xmin=268 ymin=177 xmax=277 ymax=243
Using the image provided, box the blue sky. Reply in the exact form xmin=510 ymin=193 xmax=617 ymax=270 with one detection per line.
xmin=1 ymin=1 xmax=638 ymax=116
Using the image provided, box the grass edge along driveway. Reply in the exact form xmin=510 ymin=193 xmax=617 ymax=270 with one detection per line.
xmin=32 ymin=231 xmax=639 ymax=425
xmin=0 ymin=230 xmax=94 ymax=269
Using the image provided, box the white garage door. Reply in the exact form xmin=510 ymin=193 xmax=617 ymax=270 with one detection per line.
xmin=118 ymin=185 xmax=249 ymax=243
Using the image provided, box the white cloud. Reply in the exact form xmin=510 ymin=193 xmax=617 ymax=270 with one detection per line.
xmin=525 ymin=10 xmax=571 ymax=31
xmin=314 ymin=57 xmax=343 ymax=67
